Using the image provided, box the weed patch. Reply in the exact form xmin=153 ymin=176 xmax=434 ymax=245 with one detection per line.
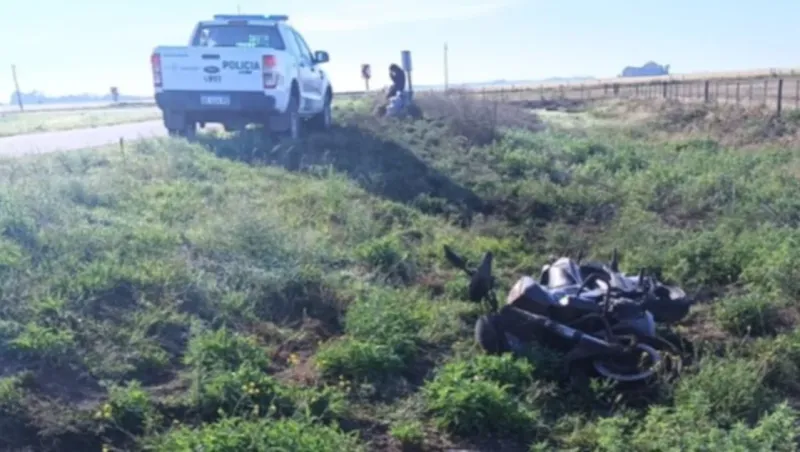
xmin=2 ymin=97 xmax=800 ymax=450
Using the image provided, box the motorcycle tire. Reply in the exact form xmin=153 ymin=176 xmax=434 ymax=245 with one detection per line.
xmin=475 ymin=314 xmax=510 ymax=355
xmin=592 ymin=331 xmax=683 ymax=384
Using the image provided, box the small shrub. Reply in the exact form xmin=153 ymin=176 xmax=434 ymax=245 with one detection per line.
xmin=662 ymin=229 xmax=742 ymax=289
xmin=280 ymin=384 xmax=349 ymax=423
xmin=440 ymin=354 xmax=535 ymax=393
xmin=740 ymin=234 xmax=800 ymax=300
xmin=424 ymin=376 xmax=537 ymax=438
xmin=550 ymin=400 xmax=799 ymax=451
xmin=0 ymin=375 xmax=26 ymax=408
xmin=190 ymin=363 xmax=292 ymax=419
xmin=674 ymin=357 xmax=773 ymax=427
xmin=0 ymin=374 xmax=34 ymax=447
xmin=390 ymin=420 xmax=425 ymax=450
xmin=422 ymin=356 xmax=540 ymax=438
xmin=151 ymin=417 xmax=364 ymax=452
xmin=748 ymin=329 xmax=800 ymax=393
xmin=344 ymin=289 xmax=422 ymax=360
xmin=97 ymin=381 xmax=157 ymax=436
xmin=314 ymin=337 xmax=404 ymax=381
xmin=184 ymin=326 xmax=270 ymax=373
xmin=629 ymin=402 xmax=798 ymax=451
xmin=354 ymin=234 xmax=415 ymax=282
xmin=8 ymin=322 xmax=76 ymax=364
xmin=714 ymin=293 xmax=782 ymax=336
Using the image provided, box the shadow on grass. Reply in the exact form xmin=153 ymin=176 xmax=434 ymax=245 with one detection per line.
xmin=195 ymin=122 xmax=487 ymax=224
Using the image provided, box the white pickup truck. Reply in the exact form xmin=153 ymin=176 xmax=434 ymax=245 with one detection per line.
xmin=151 ymin=14 xmax=333 ymax=139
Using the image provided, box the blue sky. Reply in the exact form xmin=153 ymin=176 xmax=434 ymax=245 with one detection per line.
xmin=1 ymin=0 xmax=797 ymax=99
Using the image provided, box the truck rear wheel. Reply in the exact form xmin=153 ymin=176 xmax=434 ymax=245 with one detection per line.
xmin=169 ymin=123 xmax=196 ymax=140
xmin=164 ymin=111 xmax=196 ymax=140
xmin=285 ymin=92 xmax=302 ymax=140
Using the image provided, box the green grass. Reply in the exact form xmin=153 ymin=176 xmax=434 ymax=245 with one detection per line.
xmin=1 ymin=95 xmax=800 ymax=451
xmin=0 ymin=105 xmax=161 ymax=136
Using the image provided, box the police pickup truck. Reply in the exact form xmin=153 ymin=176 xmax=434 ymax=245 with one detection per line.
xmin=151 ymin=14 xmax=333 ymax=139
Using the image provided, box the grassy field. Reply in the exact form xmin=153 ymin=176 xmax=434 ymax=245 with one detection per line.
xmin=0 ymin=106 xmax=161 ymax=137
xmin=2 ymin=94 xmax=800 ymax=451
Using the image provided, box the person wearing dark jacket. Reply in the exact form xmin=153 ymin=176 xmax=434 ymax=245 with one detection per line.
xmin=386 ymin=64 xmax=406 ymax=100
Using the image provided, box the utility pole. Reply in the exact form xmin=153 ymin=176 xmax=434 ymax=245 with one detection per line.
xmin=443 ymin=42 xmax=449 ymax=92
xmin=11 ymin=65 xmax=23 ymax=111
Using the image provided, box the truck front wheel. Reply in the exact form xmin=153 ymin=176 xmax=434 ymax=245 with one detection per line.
xmin=308 ymin=91 xmax=332 ymax=131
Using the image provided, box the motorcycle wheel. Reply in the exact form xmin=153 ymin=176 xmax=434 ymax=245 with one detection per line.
xmin=475 ymin=314 xmax=510 ymax=355
xmin=593 ymin=324 xmax=685 ymax=383
xmin=592 ymin=340 xmax=662 ymax=383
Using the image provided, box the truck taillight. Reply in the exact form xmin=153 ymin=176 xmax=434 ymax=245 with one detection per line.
xmin=151 ymin=53 xmax=162 ymax=88
xmin=262 ymin=55 xmax=278 ymax=89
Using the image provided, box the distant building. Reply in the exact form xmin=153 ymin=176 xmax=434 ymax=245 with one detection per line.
xmin=620 ymin=61 xmax=670 ymax=77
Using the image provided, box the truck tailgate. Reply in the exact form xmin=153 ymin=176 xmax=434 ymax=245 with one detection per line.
xmin=156 ymin=46 xmax=273 ymax=92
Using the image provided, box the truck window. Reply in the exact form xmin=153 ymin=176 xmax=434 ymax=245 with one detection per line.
xmin=289 ymin=30 xmax=313 ymax=64
xmin=192 ymin=24 xmax=286 ymax=50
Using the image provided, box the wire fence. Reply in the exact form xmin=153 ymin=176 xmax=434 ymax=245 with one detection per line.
xmin=341 ymin=70 xmax=800 ymax=116
xmin=470 ymin=76 xmax=800 ymax=115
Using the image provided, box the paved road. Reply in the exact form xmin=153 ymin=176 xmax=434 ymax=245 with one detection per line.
xmin=0 ymin=120 xmax=167 ymax=158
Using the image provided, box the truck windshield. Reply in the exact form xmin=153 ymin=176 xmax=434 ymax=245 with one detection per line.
xmin=191 ymin=24 xmax=286 ymax=50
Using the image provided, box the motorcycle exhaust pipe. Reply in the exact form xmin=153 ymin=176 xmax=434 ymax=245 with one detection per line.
xmin=506 ymin=306 xmax=622 ymax=353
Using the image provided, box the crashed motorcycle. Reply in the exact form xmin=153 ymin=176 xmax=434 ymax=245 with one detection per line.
xmin=443 ymin=246 xmax=693 ymax=384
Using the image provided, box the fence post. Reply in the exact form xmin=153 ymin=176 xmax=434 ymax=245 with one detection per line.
xmin=736 ymin=82 xmax=740 ymax=105
xmin=704 ymin=80 xmax=710 ymax=103
xmin=796 ymin=80 xmax=799 ymax=107
xmin=749 ymin=82 xmax=754 ymax=104
xmin=763 ymin=79 xmax=768 ymax=106
xmin=777 ymin=79 xmax=783 ymax=116
xmin=662 ymin=81 xmax=667 ymax=98
xmin=725 ymin=82 xmax=730 ymax=104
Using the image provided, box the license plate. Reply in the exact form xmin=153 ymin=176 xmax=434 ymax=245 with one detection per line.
xmin=200 ymin=95 xmax=230 ymax=106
